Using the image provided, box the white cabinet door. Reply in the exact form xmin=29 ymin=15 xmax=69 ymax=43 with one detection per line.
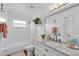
xmin=34 ymin=41 xmax=66 ymax=56
xmin=43 ymin=45 xmax=67 ymax=56
xmin=43 ymin=46 xmax=58 ymax=56
xmin=34 ymin=41 xmax=58 ymax=56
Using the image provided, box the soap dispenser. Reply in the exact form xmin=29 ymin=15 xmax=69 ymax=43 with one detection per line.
xmin=58 ymin=33 xmax=61 ymax=43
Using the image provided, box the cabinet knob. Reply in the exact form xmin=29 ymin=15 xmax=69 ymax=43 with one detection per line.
xmin=44 ymin=49 xmax=48 ymax=52
xmin=43 ymin=54 xmax=46 ymax=56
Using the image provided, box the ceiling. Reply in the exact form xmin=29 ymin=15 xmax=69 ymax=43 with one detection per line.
xmin=1 ymin=3 xmax=52 ymax=21
xmin=0 ymin=3 xmax=66 ymax=21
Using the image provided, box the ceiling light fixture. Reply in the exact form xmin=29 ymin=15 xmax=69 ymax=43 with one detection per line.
xmin=13 ymin=20 xmax=27 ymax=24
xmin=13 ymin=20 xmax=27 ymax=28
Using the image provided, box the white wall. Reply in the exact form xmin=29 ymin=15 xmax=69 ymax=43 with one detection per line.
xmin=3 ymin=12 xmax=32 ymax=49
xmin=46 ymin=4 xmax=79 ymax=36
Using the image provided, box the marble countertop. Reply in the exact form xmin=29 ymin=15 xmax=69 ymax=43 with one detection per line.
xmin=34 ymin=38 xmax=79 ymax=56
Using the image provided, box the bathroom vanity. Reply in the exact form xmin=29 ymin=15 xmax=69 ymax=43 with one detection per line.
xmin=34 ymin=39 xmax=79 ymax=56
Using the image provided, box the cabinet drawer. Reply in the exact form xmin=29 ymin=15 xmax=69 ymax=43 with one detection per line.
xmin=34 ymin=42 xmax=45 ymax=50
xmin=42 ymin=45 xmax=66 ymax=56
xmin=40 ymin=44 xmax=58 ymax=56
xmin=35 ymin=47 xmax=47 ymax=56
xmin=57 ymin=52 xmax=66 ymax=56
xmin=35 ymin=44 xmax=44 ymax=51
xmin=44 ymin=48 xmax=58 ymax=56
xmin=35 ymin=48 xmax=42 ymax=56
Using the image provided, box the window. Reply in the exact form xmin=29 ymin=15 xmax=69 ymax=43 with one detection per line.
xmin=13 ymin=20 xmax=27 ymax=28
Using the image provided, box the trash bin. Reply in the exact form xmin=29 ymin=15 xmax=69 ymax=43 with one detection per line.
xmin=24 ymin=45 xmax=34 ymax=56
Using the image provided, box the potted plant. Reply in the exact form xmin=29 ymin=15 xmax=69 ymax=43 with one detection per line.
xmin=33 ymin=17 xmax=42 ymax=24
xmin=41 ymin=34 xmax=46 ymax=39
